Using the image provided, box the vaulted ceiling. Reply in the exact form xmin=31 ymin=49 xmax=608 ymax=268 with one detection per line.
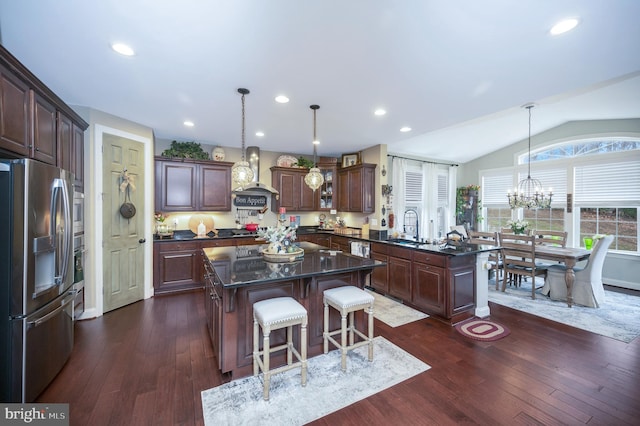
xmin=1 ymin=1 xmax=639 ymax=163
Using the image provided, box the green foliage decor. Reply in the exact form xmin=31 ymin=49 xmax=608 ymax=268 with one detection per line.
xmin=161 ymin=140 xmax=210 ymax=160
xmin=456 ymin=185 xmax=483 ymax=223
xmin=294 ymin=156 xmax=315 ymax=169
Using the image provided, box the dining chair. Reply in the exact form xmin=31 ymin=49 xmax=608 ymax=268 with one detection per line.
xmin=499 ymin=233 xmax=548 ymax=299
xmin=532 ymin=230 xmax=568 ymax=247
xmin=467 ymin=231 xmax=501 ymax=285
xmin=541 ymin=235 xmax=613 ymax=307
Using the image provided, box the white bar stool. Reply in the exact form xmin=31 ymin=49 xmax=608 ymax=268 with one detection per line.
xmin=323 ymin=286 xmax=375 ymax=371
xmin=253 ymin=296 xmax=308 ymax=401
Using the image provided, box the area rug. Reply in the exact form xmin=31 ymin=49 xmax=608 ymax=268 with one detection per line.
xmin=455 ymin=318 xmax=511 ymax=341
xmin=488 ymin=278 xmax=640 ymax=343
xmin=201 ymin=336 xmax=430 ymax=425
xmin=365 ymin=288 xmax=429 ymax=327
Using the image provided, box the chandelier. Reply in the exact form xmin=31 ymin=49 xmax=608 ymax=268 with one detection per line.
xmin=507 ymin=104 xmax=552 ymax=209
xmin=231 ymin=88 xmax=255 ymax=188
xmin=304 ymin=104 xmax=324 ymax=191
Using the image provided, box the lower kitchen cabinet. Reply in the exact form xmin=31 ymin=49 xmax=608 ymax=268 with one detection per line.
xmin=370 ymin=242 xmax=389 ymax=293
xmin=153 ymin=241 xmax=201 ymax=294
xmin=412 ymin=261 xmax=446 ymax=316
xmin=387 ymin=246 xmax=412 ymax=301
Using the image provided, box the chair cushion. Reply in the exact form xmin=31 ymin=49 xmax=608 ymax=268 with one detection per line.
xmin=324 ymin=286 xmax=374 ymax=309
xmin=254 ymin=297 xmax=307 ymax=326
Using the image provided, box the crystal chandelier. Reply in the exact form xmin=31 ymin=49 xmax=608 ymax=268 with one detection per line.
xmin=507 ymin=104 xmax=552 ymax=209
xmin=231 ymin=88 xmax=255 ymax=188
xmin=304 ymin=104 xmax=324 ymax=191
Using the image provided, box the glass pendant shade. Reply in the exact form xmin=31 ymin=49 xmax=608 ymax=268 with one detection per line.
xmin=305 ymin=166 xmax=324 ymax=191
xmin=231 ymin=160 xmax=254 ymax=187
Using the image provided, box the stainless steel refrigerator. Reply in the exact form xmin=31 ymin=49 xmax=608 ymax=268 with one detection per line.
xmin=1 ymin=158 xmax=75 ymax=402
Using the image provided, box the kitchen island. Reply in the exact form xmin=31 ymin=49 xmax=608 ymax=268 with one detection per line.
xmin=202 ymin=242 xmax=384 ymax=379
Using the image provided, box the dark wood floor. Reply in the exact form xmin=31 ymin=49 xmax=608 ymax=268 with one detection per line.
xmin=38 ymin=289 xmax=640 ymax=425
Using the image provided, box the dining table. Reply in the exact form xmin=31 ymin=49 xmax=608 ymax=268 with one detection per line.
xmin=535 ymin=245 xmax=591 ymax=307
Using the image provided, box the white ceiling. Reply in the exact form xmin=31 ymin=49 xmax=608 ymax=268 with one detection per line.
xmin=1 ymin=0 xmax=639 ymax=163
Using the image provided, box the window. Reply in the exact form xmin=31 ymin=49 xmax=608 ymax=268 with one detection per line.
xmin=579 ymin=208 xmax=638 ymax=251
xmin=480 ymin=137 xmax=640 ymax=254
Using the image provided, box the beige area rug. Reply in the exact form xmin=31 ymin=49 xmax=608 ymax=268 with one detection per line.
xmin=201 ymin=336 xmax=430 ymax=425
xmin=365 ymin=288 xmax=429 ymax=327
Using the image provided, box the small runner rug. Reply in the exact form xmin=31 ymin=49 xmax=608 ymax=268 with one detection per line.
xmin=201 ymin=336 xmax=430 ymax=425
xmin=455 ymin=318 xmax=510 ymax=342
xmin=365 ymin=289 xmax=429 ymax=327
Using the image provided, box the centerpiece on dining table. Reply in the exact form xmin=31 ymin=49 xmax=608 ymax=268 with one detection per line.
xmin=257 ymin=225 xmax=304 ymax=262
xmin=507 ymin=219 xmax=530 ymax=235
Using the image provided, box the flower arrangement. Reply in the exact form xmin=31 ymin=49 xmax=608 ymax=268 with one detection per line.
xmin=258 ymin=225 xmax=300 ymax=255
xmin=154 ymin=212 xmax=167 ymax=223
xmin=507 ymin=219 xmax=529 ymax=234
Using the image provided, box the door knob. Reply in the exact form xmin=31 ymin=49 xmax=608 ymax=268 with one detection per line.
xmin=139 ymin=238 xmax=146 ymax=244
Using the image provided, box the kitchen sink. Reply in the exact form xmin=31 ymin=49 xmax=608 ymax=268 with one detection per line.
xmin=386 ymin=238 xmax=420 ymax=247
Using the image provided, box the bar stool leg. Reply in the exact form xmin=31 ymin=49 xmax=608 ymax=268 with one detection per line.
xmin=262 ymin=327 xmax=271 ymax=401
xmin=340 ymin=311 xmax=347 ymax=371
xmin=323 ymin=301 xmax=329 ymax=354
xmin=253 ymin=317 xmax=259 ymax=377
xmin=287 ymin=325 xmax=293 ymax=365
xmin=367 ymin=304 xmax=374 ymax=362
xmin=348 ymin=311 xmax=355 ymax=346
xmin=301 ymin=318 xmax=308 ymax=387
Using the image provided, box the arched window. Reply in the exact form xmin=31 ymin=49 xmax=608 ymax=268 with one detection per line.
xmin=519 ymin=137 xmax=640 ymax=164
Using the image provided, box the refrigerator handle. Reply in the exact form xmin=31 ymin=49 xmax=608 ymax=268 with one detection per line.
xmin=51 ymin=178 xmax=72 ymax=285
xmin=27 ymin=293 xmax=75 ymax=329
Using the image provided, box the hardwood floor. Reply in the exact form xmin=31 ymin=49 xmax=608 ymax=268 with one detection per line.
xmin=38 ymin=290 xmax=640 ymax=425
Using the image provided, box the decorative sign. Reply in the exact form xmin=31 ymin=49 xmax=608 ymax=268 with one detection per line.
xmin=233 ymin=194 xmax=268 ymax=208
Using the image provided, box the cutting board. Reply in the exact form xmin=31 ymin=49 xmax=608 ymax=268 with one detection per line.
xmin=188 ymin=214 xmax=215 ymax=236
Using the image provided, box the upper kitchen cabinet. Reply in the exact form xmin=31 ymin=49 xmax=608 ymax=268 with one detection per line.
xmin=0 ymin=64 xmax=30 ymax=156
xmin=270 ymin=166 xmax=317 ymax=211
xmin=155 ymin=157 xmax=233 ymax=212
xmin=0 ymin=45 xmax=88 ymax=170
xmin=318 ymin=161 xmax=336 ymax=211
xmin=337 ymin=163 xmax=376 ymax=213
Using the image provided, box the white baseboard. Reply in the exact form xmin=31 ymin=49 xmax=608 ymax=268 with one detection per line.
xmin=604 ymin=277 xmax=640 ymax=291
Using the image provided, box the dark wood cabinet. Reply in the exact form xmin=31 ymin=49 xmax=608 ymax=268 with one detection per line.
xmin=153 ymin=241 xmax=201 ymax=294
xmin=72 ymin=123 xmax=84 ymax=191
xmin=270 ymin=166 xmax=317 ymax=211
xmin=370 ymin=243 xmax=389 ymax=293
xmin=329 ymin=235 xmax=350 ymax=252
xmin=412 ymin=252 xmax=446 ymax=316
xmin=318 ymin=164 xmax=336 ymax=210
xmin=32 ymin=92 xmax=57 ymax=165
xmin=155 ymin=158 xmax=233 ymax=212
xmin=337 ymin=163 xmax=376 ymax=213
xmin=0 ymin=46 xmax=88 ymax=170
xmin=0 ymin=64 xmax=30 ymax=156
xmin=387 ymin=246 xmax=412 ymax=300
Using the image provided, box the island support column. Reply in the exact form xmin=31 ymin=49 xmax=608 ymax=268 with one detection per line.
xmin=474 ymin=252 xmax=491 ymax=318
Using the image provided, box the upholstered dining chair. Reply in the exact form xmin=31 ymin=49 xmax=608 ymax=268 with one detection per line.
xmin=499 ymin=233 xmax=548 ymax=299
xmin=532 ymin=230 xmax=568 ymax=247
xmin=541 ymin=235 xmax=613 ymax=308
xmin=468 ymin=231 xmax=501 ymax=285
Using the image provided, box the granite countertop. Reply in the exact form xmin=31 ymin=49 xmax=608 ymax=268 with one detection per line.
xmin=203 ymin=242 xmax=384 ymax=288
xmin=157 ymin=226 xmax=498 ymax=257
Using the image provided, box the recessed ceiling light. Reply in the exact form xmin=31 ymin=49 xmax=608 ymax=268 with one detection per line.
xmin=183 ymin=121 xmax=194 ymax=127
xmin=550 ymin=18 xmax=579 ymax=35
xmin=374 ymin=109 xmax=386 ymax=116
xmin=400 ymin=127 xmax=412 ymax=133
xmin=275 ymin=95 xmax=290 ymax=103
xmin=255 ymin=131 xmax=264 ymax=137
xmin=111 ymin=43 xmax=135 ymax=56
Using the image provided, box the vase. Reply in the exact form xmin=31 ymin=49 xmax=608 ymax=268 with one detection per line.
xmin=156 ymin=222 xmax=169 ymax=235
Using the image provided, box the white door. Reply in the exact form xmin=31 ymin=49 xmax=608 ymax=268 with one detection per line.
xmin=102 ymin=133 xmax=146 ymax=312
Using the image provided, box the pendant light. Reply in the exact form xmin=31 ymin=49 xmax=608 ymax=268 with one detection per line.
xmin=507 ymin=104 xmax=553 ymax=209
xmin=231 ymin=88 xmax=255 ymax=188
xmin=304 ymin=104 xmax=324 ymax=191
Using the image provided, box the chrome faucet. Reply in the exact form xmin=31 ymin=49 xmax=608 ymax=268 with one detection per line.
xmin=403 ymin=209 xmax=419 ymax=240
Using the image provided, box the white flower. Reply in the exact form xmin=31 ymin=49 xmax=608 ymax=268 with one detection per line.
xmin=257 ymin=226 xmax=297 ymax=244
xmin=507 ymin=219 xmax=529 ymax=233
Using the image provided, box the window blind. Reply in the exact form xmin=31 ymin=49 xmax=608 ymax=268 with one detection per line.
xmin=482 ymin=174 xmax=512 ymax=205
xmin=405 ymin=170 xmax=422 ymax=205
xmin=574 ymin=161 xmax=640 ymax=204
